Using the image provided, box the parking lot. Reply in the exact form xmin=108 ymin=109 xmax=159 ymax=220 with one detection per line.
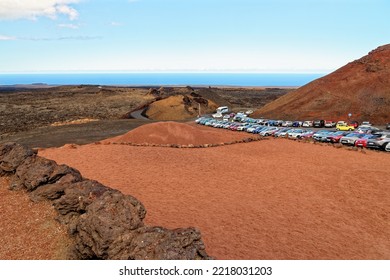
xmin=196 ymin=114 xmax=390 ymax=152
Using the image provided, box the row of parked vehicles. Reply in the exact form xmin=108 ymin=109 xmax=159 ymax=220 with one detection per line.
xmin=195 ymin=116 xmax=390 ymax=152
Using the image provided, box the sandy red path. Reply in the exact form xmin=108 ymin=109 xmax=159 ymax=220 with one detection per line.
xmin=40 ymin=136 xmax=390 ymax=260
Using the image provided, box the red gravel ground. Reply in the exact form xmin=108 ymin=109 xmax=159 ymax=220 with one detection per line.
xmin=38 ymin=122 xmax=390 ymax=260
xmin=0 ymin=177 xmax=73 ymax=259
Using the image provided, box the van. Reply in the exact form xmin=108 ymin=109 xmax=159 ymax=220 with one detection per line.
xmin=216 ymin=106 xmax=229 ymax=114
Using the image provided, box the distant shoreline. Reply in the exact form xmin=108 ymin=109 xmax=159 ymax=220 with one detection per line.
xmin=0 ymin=73 xmax=322 ymax=89
xmin=0 ymin=84 xmax=299 ymax=90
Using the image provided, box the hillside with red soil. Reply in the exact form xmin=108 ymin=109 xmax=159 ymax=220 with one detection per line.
xmin=106 ymin=121 xmax=256 ymax=145
xmin=39 ymin=122 xmax=390 ymax=260
xmin=253 ymin=44 xmax=390 ymax=124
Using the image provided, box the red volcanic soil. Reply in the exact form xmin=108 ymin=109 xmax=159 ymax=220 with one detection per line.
xmin=39 ymin=122 xmax=390 ymax=260
xmin=253 ymin=44 xmax=390 ymax=124
xmin=0 ymin=177 xmax=73 ymax=259
xmin=105 ymin=121 xmax=255 ymax=145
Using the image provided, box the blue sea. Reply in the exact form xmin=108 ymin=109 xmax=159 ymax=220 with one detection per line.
xmin=0 ymin=73 xmax=325 ymax=87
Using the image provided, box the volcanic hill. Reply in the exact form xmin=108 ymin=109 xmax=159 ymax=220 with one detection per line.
xmin=253 ymin=44 xmax=390 ymax=124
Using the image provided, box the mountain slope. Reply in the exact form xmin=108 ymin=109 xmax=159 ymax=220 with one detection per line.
xmin=253 ymin=44 xmax=390 ymax=124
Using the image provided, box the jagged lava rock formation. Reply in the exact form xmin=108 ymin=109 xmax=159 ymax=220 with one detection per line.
xmin=0 ymin=142 xmax=212 ymax=260
xmin=253 ymin=44 xmax=390 ymax=124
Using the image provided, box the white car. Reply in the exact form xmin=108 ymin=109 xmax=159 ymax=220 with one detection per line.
xmin=237 ymin=123 xmax=250 ymax=131
xmin=302 ymin=121 xmax=313 ymax=127
xmin=282 ymin=121 xmax=293 ymax=127
xmin=259 ymin=127 xmax=279 ymax=136
xmin=360 ymin=121 xmax=372 ymax=126
xmin=247 ymin=125 xmax=261 ymax=133
xmin=336 ymin=121 xmax=348 ymax=126
xmin=287 ymin=129 xmax=307 ymax=139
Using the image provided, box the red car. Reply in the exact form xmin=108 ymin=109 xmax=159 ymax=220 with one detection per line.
xmin=349 ymin=121 xmax=359 ymax=128
xmin=355 ymin=134 xmax=375 ymax=148
xmin=326 ymin=131 xmax=349 ymax=143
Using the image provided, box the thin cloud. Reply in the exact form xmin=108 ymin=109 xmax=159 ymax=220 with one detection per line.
xmin=0 ymin=35 xmax=16 ymax=41
xmin=58 ymin=23 xmax=79 ymax=29
xmin=110 ymin=22 xmax=123 ymax=26
xmin=0 ymin=0 xmax=80 ymax=21
xmin=14 ymin=35 xmax=102 ymax=41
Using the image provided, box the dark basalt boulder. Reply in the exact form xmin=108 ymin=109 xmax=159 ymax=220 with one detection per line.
xmin=0 ymin=142 xmax=35 ymax=174
xmin=10 ymin=155 xmax=81 ymax=191
xmin=52 ymin=179 xmax=111 ymax=216
xmin=73 ymin=190 xmax=146 ymax=259
xmin=128 ymin=227 xmax=211 ymax=260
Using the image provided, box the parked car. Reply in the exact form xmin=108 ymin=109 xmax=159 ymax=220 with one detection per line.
xmin=336 ymin=121 xmax=348 ymax=126
xmin=259 ymin=127 xmax=279 ymax=136
xmin=287 ymin=129 xmax=311 ymax=139
xmin=300 ymin=130 xmax=315 ymax=139
xmin=253 ymin=126 xmax=269 ymax=134
xmin=315 ymin=130 xmax=336 ymax=142
xmin=292 ymin=121 xmax=303 ymax=127
xmin=336 ymin=124 xmax=355 ymax=131
xmin=195 ymin=117 xmax=206 ymax=124
xmin=366 ymin=132 xmax=390 ymax=151
xmin=324 ymin=120 xmax=336 ymax=127
xmin=247 ymin=125 xmax=262 ymax=133
xmin=355 ymin=134 xmax=375 ymax=148
xmin=274 ymin=128 xmax=294 ymax=137
xmin=313 ymin=120 xmax=325 ymax=128
xmin=281 ymin=121 xmax=293 ymax=127
xmin=274 ymin=120 xmax=284 ymax=126
xmin=326 ymin=131 xmax=350 ymax=143
xmin=349 ymin=120 xmax=359 ymax=128
xmin=386 ymin=123 xmax=390 ymax=130
xmin=236 ymin=123 xmax=250 ymax=131
xmin=361 ymin=121 xmax=372 ymax=126
xmin=356 ymin=126 xmax=381 ymax=134
xmin=313 ymin=130 xmax=333 ymax=141
xmin=302 ymin=121 xmax=313 ymax=127
xmin=212 ymin=112 xmax=223 ymax=118
xmin=339 ymin=133 xmax=365 ymax=145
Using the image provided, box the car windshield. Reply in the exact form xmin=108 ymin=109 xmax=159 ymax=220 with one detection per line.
xmin=333 ymin=131 xmax=344 ymax=135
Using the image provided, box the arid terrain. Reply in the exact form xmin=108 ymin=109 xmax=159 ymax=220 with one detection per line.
xmin=2 ymin=121 xmax=389 ymax=259
xmin=38 ymin=123 xmax=390 ymax=259
xmin=0 ymin=85 xmax=289 ymax=146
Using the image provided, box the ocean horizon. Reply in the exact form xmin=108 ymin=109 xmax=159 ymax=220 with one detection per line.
xmin=0 ymin=72 xmax=326 ymax=87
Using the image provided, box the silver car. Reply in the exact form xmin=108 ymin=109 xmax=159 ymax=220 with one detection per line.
xmin=340 ymin=133 xmax=365 ymax=145
xmin=366 ymin=132 xmax=390 ymax=151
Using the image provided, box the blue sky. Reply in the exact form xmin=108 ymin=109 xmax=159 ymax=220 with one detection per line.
xmin=0 ymin=0 xmax=389 ymax=73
